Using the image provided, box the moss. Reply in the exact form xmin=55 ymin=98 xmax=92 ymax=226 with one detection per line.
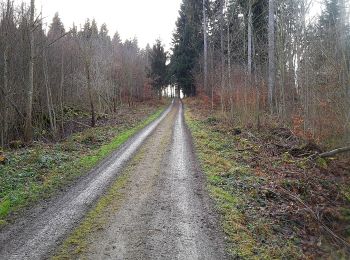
xmin=53 ymin=173 xmax=130 ymax=259
xmin=0 ymin=199 xmax=10 ymax=218
xmin=53 ymin=143 xmax=147 ymax=259
xmin=282 ymin=152 xmax=295 ymax=164
xmin=316 ymin=157 xmax=328 ymax=169
xmin=0 ymin=219 xmax=7 ymax=227
xmin=296 ymin=158 xmax=308 ymax=170
xmin=185 ymin=108 xmax=302 ymax=259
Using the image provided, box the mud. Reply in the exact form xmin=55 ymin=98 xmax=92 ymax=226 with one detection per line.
xmin=0 ymin=100 xmax=227 ymax=260
xmin=0 ymin=103 xmax=173 ymax=260
xmin=84 ymin=101 xmax=227 ymax=260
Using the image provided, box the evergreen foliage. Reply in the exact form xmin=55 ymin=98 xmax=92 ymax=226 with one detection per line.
xmin=170 ymin=0 xmax=203 ymax=97
xmin=148 ymin=40 xmax=168 ymax=98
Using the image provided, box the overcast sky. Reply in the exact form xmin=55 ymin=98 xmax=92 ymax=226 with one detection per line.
xmin=15 ymin=0 xmax=324 ymax=50
xmin=17 ymin=0 xmax=182 ymax=50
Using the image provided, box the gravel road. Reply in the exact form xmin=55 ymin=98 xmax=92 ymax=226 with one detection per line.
xmin=84 ymin=100 xmax=227 ymax=260
xmin=0 ymin=100 xmax=227 ymax=260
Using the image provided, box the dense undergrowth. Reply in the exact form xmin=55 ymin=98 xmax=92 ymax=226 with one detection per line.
xmin=185 ymin=98 xmax=350 ymax=259
xmin=0 ymin=101 xmax=166 ymax=227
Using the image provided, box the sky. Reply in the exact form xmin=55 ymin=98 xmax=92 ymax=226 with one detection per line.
xmin=17 ymin=0 xmax=183 ymax=50
xmin=15 ymin=0 xmax=325 ymax=50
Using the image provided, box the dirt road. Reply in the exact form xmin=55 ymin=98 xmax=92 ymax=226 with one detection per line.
xmin=0 ymin=100 xmax=227 ymax=259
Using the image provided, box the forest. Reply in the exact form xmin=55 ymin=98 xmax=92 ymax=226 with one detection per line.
xmin=0 ymin=0 xmax=156 ymax=146
xmin=0 ymin=0 xmax=349 ymax=149
xmin=168 ymin=0 xmax=350 ymax=257
xmin=169 ymin=0 xmax=350 ymax=149
xmin=0 ymin=0 xmax=349 ymax=259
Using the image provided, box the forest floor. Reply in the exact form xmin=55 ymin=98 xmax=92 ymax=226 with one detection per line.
xmin=184 ymin=97 xmax=350 ymax=259
xmin=0 ymin=100 xmax=165 ymax=228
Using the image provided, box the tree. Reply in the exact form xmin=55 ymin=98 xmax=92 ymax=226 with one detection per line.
xmin=0 ymin=1 xmax=154 ymax=146
xmin=24 ymin=0 xmax=35 ymax=142
xmin=0 ymin=0 xmax=13 ymax=146
xmin=268 ymin=0 xmax=275 ymax=113
xmin=80 ymin=19 xmax=97 ymax=127
xmin=149 ymin=40 xmax=167 ymax=99
xmin=47 ymin=13 xmax=65 ymax=137
xmin=203 ymin=0 xmax=208 ymax=94
xmin=170 ymin=0 xmax=203 ymax=97
xmin=247 ymin=0 xmax=253 ymax=78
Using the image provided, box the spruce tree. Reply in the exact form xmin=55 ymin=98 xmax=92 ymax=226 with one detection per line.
xmin=149 ymin=40 xmax=168 ymax=99
xmin=170 ymin=0 xmax=203 ymax=97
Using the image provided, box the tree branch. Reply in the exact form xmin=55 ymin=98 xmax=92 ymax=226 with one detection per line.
xmin=0 ymin=87 xmax=24 ymax=119
xmin=319 ymin=147 xmax=350 ymax=158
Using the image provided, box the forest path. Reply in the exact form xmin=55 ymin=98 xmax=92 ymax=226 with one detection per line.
xmin=83 ymin=100 xmax=227 ymax=260
xmin=0 ymin=102 xmax=173 ymax=259
xmin=0 ymin=100 xmax=227 ymax=260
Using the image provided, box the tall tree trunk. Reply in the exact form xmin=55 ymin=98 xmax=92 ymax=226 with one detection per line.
xmin=338 ymin=0 xmax=350 ymax=141
xmin=227 ymin=12 xmax=231 ymax=87
xmin=24 ymin=0 xmax=35 ymax=142
xmin=113 ymin=83 xmax=117 ymax=113
xmin=2 ymin=1 xmax=10 ymax=146
xmin=2 ymin=40 xmax=9 ymax=147
xmin=60 ymin=49 xmax=65 ymax=135
xmin=220 ymin=0 xmax=225 ymax=114
xmin=227 ymin=8 xmax=234 ymax=118
xmin=299 ymin=0 xmax=308 ymax=132
xmin=210 ymin=42 xmax=214 ymax=110
xmin=43 ymin=48 xmax=57 ymax=139
xmin=268 ymin=0 xmax=275 ymax=113
xmin=203 ymin=0 xmax=208 ymax=95
xmin=86 ymin=61 xmax=96 ymax=127
xmin=247 ymin=0 xmax=252 ymax=79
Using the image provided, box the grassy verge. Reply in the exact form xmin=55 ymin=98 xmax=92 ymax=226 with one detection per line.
xmin=185 ymin=98 xmax=350 ymax=259
xmin=185 ymin=109 xmax=302 ymax=259
xmin=0 ymin=104 xmax=166 ymax=227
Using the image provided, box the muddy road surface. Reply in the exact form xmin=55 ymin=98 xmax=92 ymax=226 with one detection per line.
xmin=0 ymin=100 xmax=227 ymax=260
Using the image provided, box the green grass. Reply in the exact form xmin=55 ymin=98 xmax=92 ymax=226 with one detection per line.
xmin=0 ymin=106 xmax=165 ymax=227
xmin=78 ymin=109 xmax=163 ymax=169
xmin=185 ymin=109 xmax=302 ymax=259
xmin=53 ymin=135 xmax=148 ymax=259
xmin=52 ymin=169 xmax=131 ymax=259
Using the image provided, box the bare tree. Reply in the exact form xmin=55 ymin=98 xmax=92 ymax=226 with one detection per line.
xmin=220 ymin=0 xmax=225 ymax=113
xmin=1 ymin=0 xmax=11 ymax=146
xmin=247 ymin=0 xmax=252 ymax=78
xmin=203 ymin=0 xmax=208 ymax=95
xmin=268 ymin=0 xmax=275 ymax=113
xmin=24 ymin=0 xmax=35 ymax=142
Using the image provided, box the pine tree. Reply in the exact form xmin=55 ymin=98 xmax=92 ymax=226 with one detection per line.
xmin=319 ymin=0 xmax=341 ymax=31
xmin=149 ymin=40 xmax=168 ymax=99
xmin=170 ymin=0 xmax=203 ymax=97
xmin=48 ymin=13 xmax=65 ymax=39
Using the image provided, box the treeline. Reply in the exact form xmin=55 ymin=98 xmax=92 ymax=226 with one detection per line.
xmin=0 ymin=0 xmax=154 ymax=146
xmin=170 ymin=0 xmax=350 ymax=146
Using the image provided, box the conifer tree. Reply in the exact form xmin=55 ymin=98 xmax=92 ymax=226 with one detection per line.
xmin=149 ymin=40 xmax=167 ymax=99
xmin=170 ymin=0 xmax=203 ymax=97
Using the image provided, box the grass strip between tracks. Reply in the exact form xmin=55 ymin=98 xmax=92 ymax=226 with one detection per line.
xmin=52 ymin=149 xmax=146 ymax=259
